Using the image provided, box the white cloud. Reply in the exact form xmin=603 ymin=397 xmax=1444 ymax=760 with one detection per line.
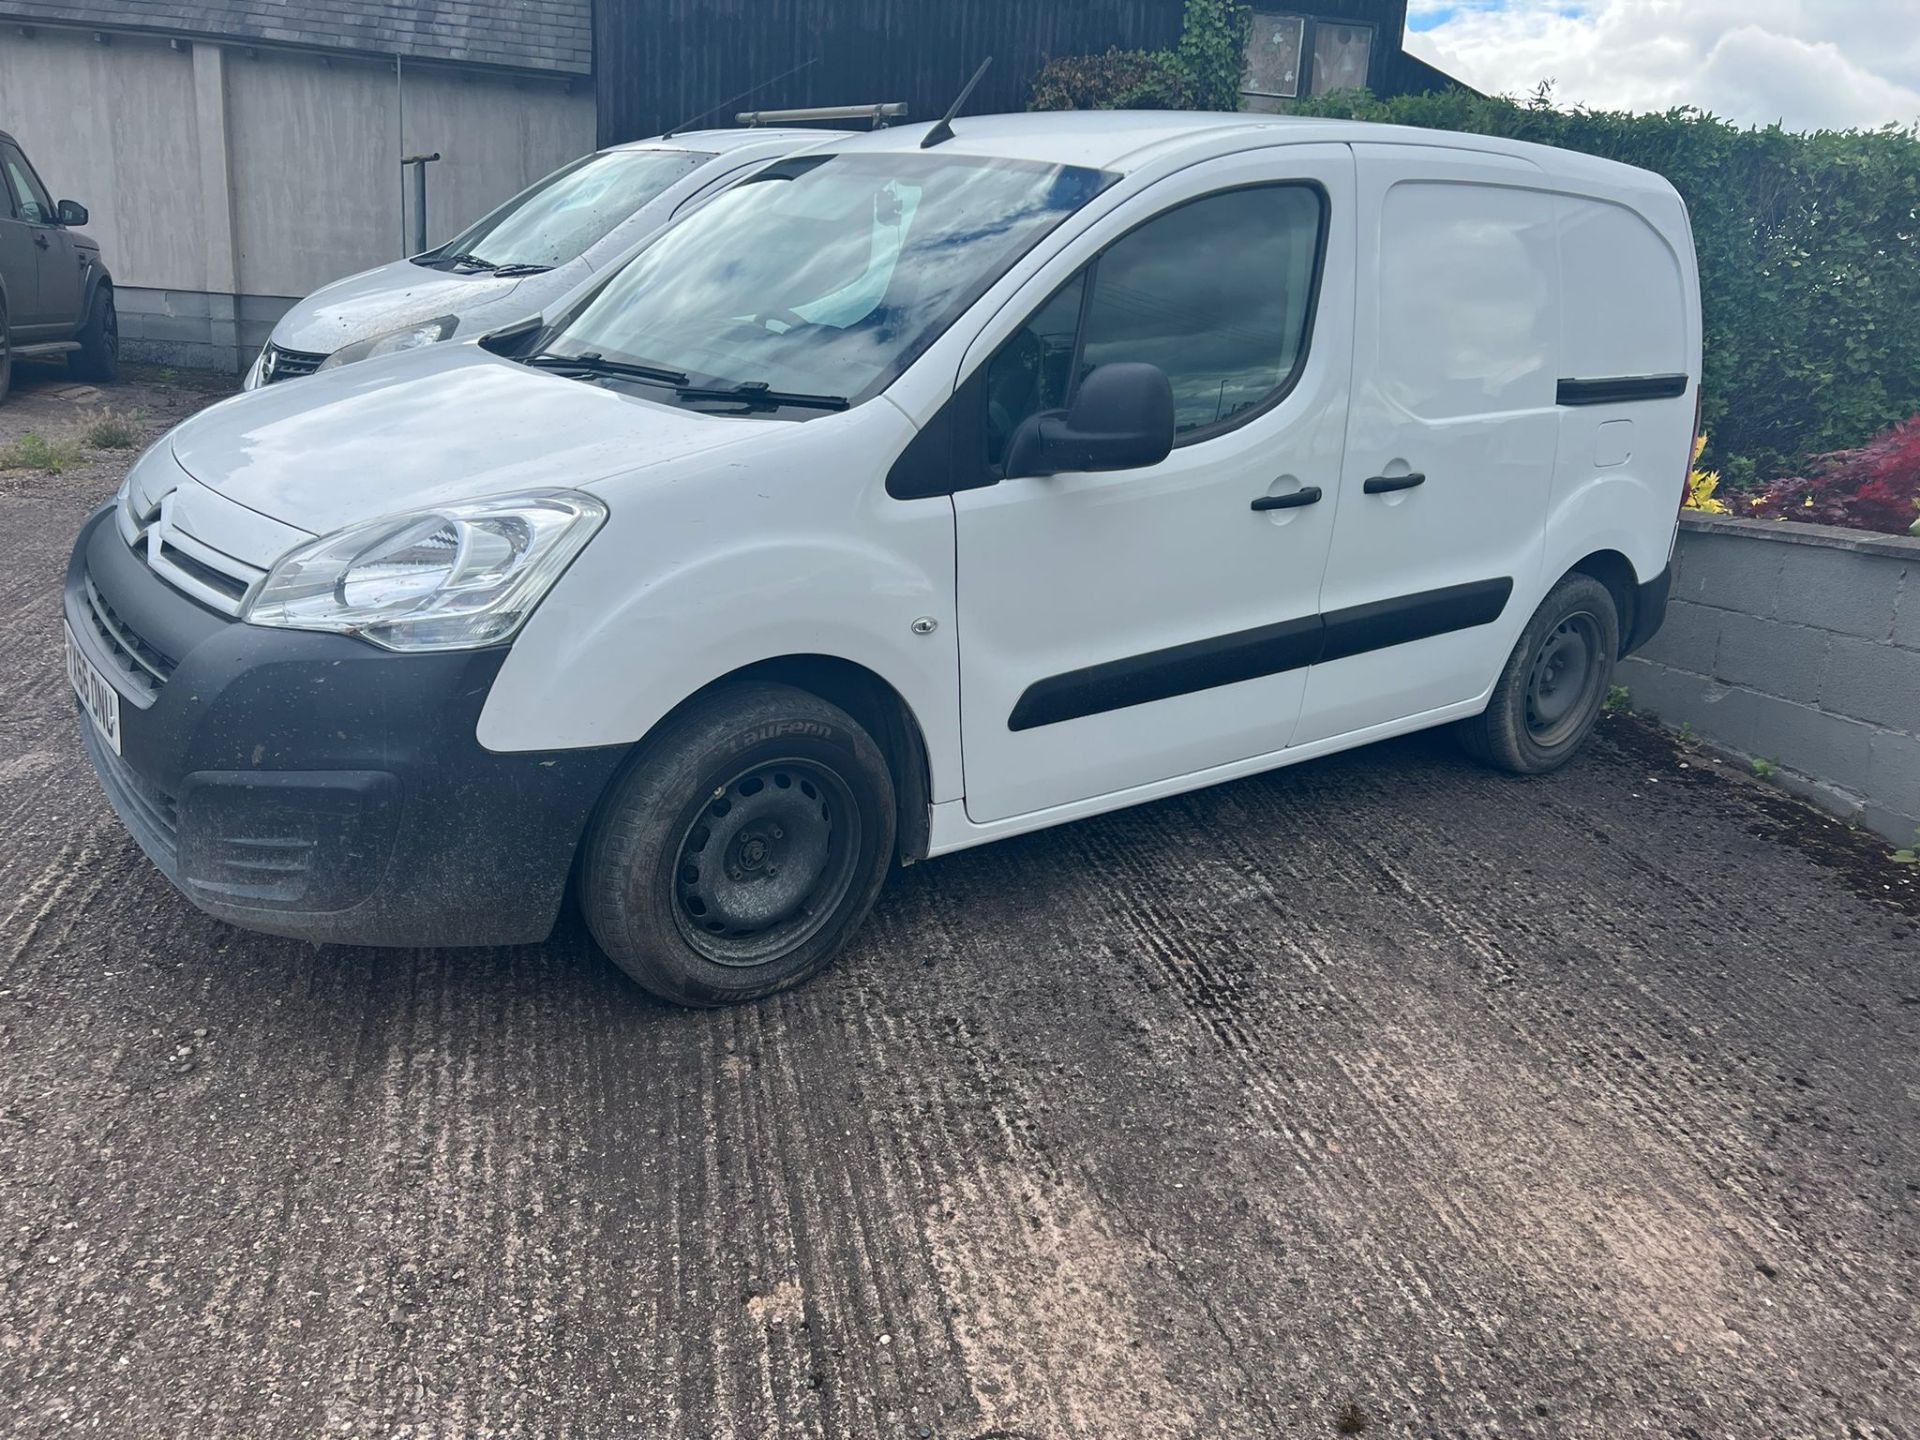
xmin=1404 ymin=0 xmax=1920 ymax=132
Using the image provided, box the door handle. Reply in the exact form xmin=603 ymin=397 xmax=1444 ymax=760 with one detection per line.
xmin=33 ymin=232 xmax=49 ymax=249
xmin=1364 ymin=472 xmax=1425 ymax=495
xmin=1251 ymin=485 xmax=1323 ymax=512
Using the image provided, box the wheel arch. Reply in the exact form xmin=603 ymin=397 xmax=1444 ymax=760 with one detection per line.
xmin=629 ymin=654 xmax=935 ymax=865
xmin=1568 ymin=548 xmax=1639 ymax=654
xmin=78 ymin=267 xmax=112 ymax=321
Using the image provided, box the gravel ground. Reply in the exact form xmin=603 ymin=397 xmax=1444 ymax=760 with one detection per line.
xmin=2 ymin=364 xmax=1917 ymax=1439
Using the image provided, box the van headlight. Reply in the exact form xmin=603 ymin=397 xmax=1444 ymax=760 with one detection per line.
xmin=242 ymin=345 xmax=270 ymax=391
xmin=314 ymin=315 xmax=459 ymax=373
xmin=242 ymin=489 xmax=606 ymax=651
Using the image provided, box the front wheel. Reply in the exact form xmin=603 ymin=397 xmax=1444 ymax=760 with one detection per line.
xmin=1456 ymin=573 xmax=1620 ymax=775
xmin=68 ymin=287 xmax=118 ymax=382
xmin=579 ymin=683 xmax=896 ymax=1007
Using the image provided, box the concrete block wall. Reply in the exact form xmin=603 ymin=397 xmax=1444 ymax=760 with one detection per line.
xmin=1623 ymin=513 xmax=1920 ymax=844
xmin=117 ymin=289 xmax=298 ymax=372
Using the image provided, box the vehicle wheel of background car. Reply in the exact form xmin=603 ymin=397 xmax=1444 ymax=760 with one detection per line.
xmin=0 ymin=302 xmax=11 ymax=405
xmin=579 ymin=682 xmax=897 ymax=1008
xmin=1455 ymin=573 xmax=1620 ymax=775
xmin=69 ymin=286 xmax=118 ymax=382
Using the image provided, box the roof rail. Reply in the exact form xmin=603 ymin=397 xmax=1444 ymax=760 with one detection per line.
xmin=736 ymin=103 xmax=908 ymax=130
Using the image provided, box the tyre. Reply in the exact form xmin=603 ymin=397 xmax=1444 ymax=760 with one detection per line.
xmin=68 ymin=286 xmax=118 ymax=382
xmin=0 ymin=303 xmax=12 ymax=405
xmin=579 ymin=682 xmax=897 ymax=1007
xmin=1455 ymin=572 xmax=1620 ymax=775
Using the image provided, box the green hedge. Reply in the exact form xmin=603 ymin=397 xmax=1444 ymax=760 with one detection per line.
xmin=1029 ymin=35 xmax=1920 ymax=485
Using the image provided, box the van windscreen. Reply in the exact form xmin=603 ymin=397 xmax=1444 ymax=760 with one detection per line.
xmin=541 ymin=152 xmax=1115 ymax=408
xmin=425 ymin=148 xmax=711 ymax=271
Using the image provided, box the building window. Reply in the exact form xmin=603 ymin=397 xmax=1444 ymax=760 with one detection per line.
xmin=1242 ymin=13 xmax=1307 ymax=101
xmin=1240 ymin=13 xmax=1377 ymax=107
xmin=1311 ymin=22 xmax=1375 ymax=95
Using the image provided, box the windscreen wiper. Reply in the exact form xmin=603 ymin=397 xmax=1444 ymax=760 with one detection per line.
xmin=674 ymin=380 xmax=850 ymax=412
xmin=525 ymin=351 xmax=690 ymax=385
xmin=490 ymin=263 xmax=554 ymax=277
xmin=440 ymin=251 xmax=499 ymax=271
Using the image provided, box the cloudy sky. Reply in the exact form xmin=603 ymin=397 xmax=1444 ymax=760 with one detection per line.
xmin=1404 ymin=1 xmax=1920 ymax=132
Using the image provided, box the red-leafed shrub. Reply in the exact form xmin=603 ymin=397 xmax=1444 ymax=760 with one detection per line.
xmin=1745 ymin=414 xmax=1920 ymax=536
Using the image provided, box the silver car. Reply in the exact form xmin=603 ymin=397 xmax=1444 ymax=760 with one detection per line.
xmin=245 ymin=127 xmax=824 ymax=388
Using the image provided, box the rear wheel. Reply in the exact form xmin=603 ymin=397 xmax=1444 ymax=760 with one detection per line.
xmin=68 ymin=286 xmax=118 ymax=382
xmin=579 ymin=683 xmax=896 ymax=1007
xmin=1456 ymin=573 xmax=1620 ymax=774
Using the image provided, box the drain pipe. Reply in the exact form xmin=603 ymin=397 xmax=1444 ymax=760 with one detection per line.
xmin=401 ymin=152 xmax=441 ymax=254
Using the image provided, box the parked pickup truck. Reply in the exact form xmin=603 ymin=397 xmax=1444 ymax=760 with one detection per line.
xmin=0 ymin=129 xmax=116 ymax=403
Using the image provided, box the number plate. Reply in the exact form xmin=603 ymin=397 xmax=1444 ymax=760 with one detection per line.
xmin=64 ymin=620 xmax=122 ymax=755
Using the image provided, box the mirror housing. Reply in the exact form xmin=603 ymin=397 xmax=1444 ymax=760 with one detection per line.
xmin=55 ymin=199 xmax=88 ymax=227
xmin=1003 ymin=363 xmax=1176 ymax=479
xmin=478 ymin=314 xmax=546 ymax=358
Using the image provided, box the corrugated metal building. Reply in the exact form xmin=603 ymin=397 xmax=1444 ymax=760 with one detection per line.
xmin=0 ymin=0 xmax=1457 ymax=370
xmin=0 ymin=0 xmax=595 ymax=369
xmin=593 ymin=0 xmax=1461 ymax=144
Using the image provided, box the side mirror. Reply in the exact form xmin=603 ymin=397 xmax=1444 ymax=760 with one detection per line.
xmin=55 ymin=199 xmax=88 ymax=227
xmin=478 ymin=314 xmax=546 ymax=358
xmin=1003 ymin=362 xmax=1176 ymax=480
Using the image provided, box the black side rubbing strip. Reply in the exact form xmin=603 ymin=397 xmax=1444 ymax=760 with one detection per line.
xmin=1006 ymin=578 xmax=1514 ymax=731
xmin=1316 ymin=578 xmax=1513 ymax=665
xmin=1556 ymin=374 xmax=1690 ymax=407
xmin=1008 ymin=615 xmax=1323 ymax=732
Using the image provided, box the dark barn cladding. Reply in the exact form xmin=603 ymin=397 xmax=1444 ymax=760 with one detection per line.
xmin=592 ymin=1 xmax=1459 ymax=145
xmin=594 ymin=0 xmax=1186 ymax=143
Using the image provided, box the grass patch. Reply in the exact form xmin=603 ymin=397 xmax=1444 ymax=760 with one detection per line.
xmin=0 ymin=432 xmax=86 ymax=473
xmin=82 ymin=408 xmax=143 ymax=449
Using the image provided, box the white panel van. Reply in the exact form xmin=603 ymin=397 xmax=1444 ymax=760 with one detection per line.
xmin=67 ymin=112 xmax=1701 ymax=1006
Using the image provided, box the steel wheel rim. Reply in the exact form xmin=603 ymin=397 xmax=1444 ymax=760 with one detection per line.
xmin=670 ymin=757 xmax=861 ymax=967
xmin=1525 ymin=610 xmax=1606 ymax=747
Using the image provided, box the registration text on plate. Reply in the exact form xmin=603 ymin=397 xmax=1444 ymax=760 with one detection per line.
xmin=64 ymin=620 xmax=122 ymax=755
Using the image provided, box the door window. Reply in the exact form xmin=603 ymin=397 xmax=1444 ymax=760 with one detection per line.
xmin=985 ymin=183 xmax=1325 ymax=465
xmin=0 ymin=145 xmax=52 ymax=225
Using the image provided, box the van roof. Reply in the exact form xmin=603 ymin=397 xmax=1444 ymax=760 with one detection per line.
xmin=608 ymin=128 xmax=838 ymax=156
xmin=812 ymin=111 xmax=1670 ymax=194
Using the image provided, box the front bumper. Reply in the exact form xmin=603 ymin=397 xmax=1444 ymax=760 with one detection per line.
xmin=65 ymin=507 xmax=627 ymax=947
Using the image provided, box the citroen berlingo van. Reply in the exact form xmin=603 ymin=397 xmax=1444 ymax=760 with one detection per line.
xmin=68 ymin=112 xmax=1700 ymax=1006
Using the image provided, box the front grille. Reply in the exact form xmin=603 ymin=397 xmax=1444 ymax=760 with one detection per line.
xmin=129 ymin=492 xmax=267 ymax=616
xmin=262 ymin=343 xmax=327 ymax=383
xmin=81 ymin=572 xmax=175 ymax=702
xmin=83 ymin=717 xmax=180 ymax=866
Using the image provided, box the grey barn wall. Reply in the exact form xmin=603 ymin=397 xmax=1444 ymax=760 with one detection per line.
xmin=1623 ymin=514 xmax=1920 ymax=844
xmin=0 ymin=25 xmax=593 ymax=370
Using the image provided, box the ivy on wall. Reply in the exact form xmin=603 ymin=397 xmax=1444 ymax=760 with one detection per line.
xmin=1171 ymin=0 xmax=1249 ymax=113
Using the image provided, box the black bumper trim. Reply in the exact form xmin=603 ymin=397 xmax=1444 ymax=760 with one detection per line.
xmin=67 ymin=508 xmax=628 ymax=948
xmin=1625 ymin=565 xmax=1673 ymax=656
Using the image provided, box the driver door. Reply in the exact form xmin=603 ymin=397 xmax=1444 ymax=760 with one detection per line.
xmin=0 ymin=141 xmax=49 ymax=330
xmin=952 ymin=146 xmax=1356 ymax=824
